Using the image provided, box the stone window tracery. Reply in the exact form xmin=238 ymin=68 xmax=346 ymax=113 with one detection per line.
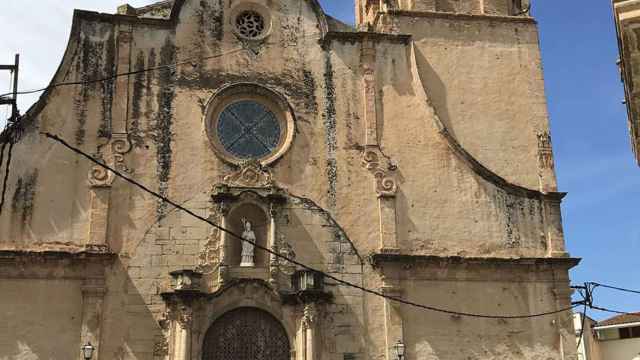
xmin=217 ymin=100 xmax=281 ymax=160
xmin=204 ymin=84 xmax=295 ymax=166
xmin=235 ymin=11 xmax=266 ymax=39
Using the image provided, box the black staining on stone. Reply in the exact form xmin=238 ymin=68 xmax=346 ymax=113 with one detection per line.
xmin=211 ymin=0 xmax=224 ymax=41
xmin=198 ymin=0 xmax=224 ymax=42
xmin=151 ymin=39 xmax=177 ymax=220
xmin=323 ymin=52 xmax=338 ymax=209
xmin=175 ymin=68 xmax=318 ymax=117
xmin=193 ymin=0 xmax=223 ymax=71
xmin=130 ymin=52 xmax=146 ymax=148
xmin=11 ymin=170 xmax=38 ymax=231
xmin=72 ymin=24 xmax=118 ymax=145
xmin=74 ymin=34 xmax=104 ymax=145
xmin=145 ymin=49 xmax=157 ymax=131
xmin=302 ymin=69 xmax=318 ymax=114
xmin=99 ymin=31 xmax=116 ymax=139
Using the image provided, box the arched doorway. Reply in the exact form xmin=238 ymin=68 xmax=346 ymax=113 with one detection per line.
xmin=202 ymin=307 xmax=290 ymax=360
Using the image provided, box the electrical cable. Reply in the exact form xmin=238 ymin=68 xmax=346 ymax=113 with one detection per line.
xmin=43 ymin=131 xmax=580 ymax=320
xmin=0 ymin=141 xmax=7 ymax=198
xmin=0 ymin=30 xmax=325 ymax=100
xmin=590 ymin=305 xmax=637 ymax=316
xmin=589 ymin=282 xmax=640 ymax=295
xmin=0 ymin=47 xmax=245 ymax=99
xmin=576 ymin=302 xmax=588 ymax=350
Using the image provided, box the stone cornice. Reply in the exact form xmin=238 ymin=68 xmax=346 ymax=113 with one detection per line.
xmin=0 ymin=248 xmax=116 ymax=260
xmin=369 ymin=253 xmax=581 ymax=270
xmin=323 ymin=31 xmax=412 ymax=46
xmin=0 ymin=248 xmax=116 ymax=280
xmin=384 ymin=9 xmax=537 ymax=25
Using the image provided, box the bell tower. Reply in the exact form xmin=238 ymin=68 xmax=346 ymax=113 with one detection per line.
xmin=355 ymin=0 xmax=530 ymax=28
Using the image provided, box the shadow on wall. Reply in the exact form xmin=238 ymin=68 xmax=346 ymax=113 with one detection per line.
xmin=413 ymin=47 xmax=456 ymax=139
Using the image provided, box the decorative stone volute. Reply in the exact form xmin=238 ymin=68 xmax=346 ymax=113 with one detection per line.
xmin=362 ymin=148 xmax=398 ymax=197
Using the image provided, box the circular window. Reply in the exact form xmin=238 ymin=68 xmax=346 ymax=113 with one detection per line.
xmin=217 ymin=101 xmax=281 ymax=159
xmin=235 ymin=11 xmax=266 ymax=39
xmin=205 ymin=84 xmax=295 ymax=166
xmin=229 ymin=3 xmax=272 ymax=41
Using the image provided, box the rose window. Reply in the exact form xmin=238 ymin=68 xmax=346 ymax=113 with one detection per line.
xmin=216 ymin=100 xmax=281 ymax=160
xmin=235 ymin=11 xmax=266 ymax=39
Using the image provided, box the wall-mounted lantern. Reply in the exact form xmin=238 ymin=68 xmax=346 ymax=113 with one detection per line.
xmin=82 ymin=342 xmax=95 ymax=360
xmin=293 ymin=270 xmax=324 ymax=292
xmin=170 ymin=270 xmax=203 ymax=291
xmin=393 ymin=340 xmax=405 ymax=360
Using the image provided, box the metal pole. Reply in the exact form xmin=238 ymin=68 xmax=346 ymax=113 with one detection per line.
xmin=11 ymin=54 xmax=19 ymax=121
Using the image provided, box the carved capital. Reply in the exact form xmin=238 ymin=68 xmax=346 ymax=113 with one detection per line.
xmin=302 ymin=303 xmax=318 ymax=330
xmin=177 ymin=305 xmax=193 ymax=329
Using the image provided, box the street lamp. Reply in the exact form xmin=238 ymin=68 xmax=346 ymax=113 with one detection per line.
xmin=393 ymin=340 xmax=405 ymax=360
xmin=82 ymin=342 xmax=95 ymax=360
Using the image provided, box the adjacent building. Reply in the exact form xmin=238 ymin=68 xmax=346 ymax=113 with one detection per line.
xmin=575 ymin=312 xmax=640 ymax=360
xmin=0 ymin=0 xmax=578 ymax=359
xmin=613 ymin=0 xmax=640 ymax=166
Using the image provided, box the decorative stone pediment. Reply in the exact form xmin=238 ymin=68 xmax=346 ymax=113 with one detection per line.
xmin=222 ymin=160 xmax=275 ymax=188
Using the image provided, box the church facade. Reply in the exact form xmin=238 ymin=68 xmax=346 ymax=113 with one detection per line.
xmin=0 ymin=0 xmax=579 ymax=359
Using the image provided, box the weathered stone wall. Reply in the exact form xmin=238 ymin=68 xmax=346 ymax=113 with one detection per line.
xmin=0 ymin=280 xmax=83 ymax=360
xmin=0 ymin=0 xmax=575 ymax=359
xmin=390 ymin=13 xmax=554 ymax=191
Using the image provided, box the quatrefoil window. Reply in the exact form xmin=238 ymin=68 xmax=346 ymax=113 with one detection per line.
xmin=217 ymin=101 xmax=281 ymax=160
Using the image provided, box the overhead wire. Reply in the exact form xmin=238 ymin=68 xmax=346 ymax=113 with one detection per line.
xmin=576 ymin=302 xmax=588 ymax=350
xmin=43 ymin=131 xmax=580 ymax=320
xmin=0 ymin=47 xmax=246 ymax=99
xmin=589 ymin=282 xmax=640 ymax=296
xmin=0 ymin=30 xmax=325 ymax=100
xmin=589 ymin=305 xmax=637 ymax=316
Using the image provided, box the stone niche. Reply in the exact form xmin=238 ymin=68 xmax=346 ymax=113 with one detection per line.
xmin=207 ymin=162 xmax=291 ymax=289
xmin=226 ymin=201 xmax=270 ymax=268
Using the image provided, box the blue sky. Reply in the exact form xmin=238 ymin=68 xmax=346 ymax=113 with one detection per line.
xmin=1 ymin=1 xmax=638 ymax=320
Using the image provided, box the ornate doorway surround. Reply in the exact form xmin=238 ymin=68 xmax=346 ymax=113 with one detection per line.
xmin=202 ymin=307 xmax=290 ymax=360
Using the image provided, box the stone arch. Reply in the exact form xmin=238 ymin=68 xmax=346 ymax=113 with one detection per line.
xmin=202 ymin=307 xmax=291 ymax=360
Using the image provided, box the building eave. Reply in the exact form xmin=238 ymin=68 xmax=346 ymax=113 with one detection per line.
xmin=594 ymin=321 xmax=640 ymax=330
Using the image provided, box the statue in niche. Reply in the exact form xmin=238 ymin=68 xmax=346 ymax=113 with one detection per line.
xmin=240 ymin=218 xmax=256 ymax=267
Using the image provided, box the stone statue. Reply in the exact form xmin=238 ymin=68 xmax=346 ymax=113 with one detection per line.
xmin=240 ymin=218 xmax=256 ymax=267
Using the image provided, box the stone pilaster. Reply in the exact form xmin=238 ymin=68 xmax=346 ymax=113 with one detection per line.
xmin=80 ymin=279 xmax=106 ymax=360
xmin=543 ymin=195 xmax=568 ymax=258
xmin=268 ymin=205 xmax=279 ymax=286
xmin=217 ymin=202 xmax=231 ymax=286
xmin=113 ymin=25 xmax=132 ymax=134
xmin=381 ymin=284 xmax=404 ymax=360
xmin=299 ymin=303 xmax=319 ymax=360
xmin=360 ymin=38 xmax=400 ymax=254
